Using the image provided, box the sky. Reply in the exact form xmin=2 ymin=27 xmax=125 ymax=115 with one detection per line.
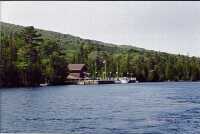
xmin=1 ymin=1 xmax=200 ymax=57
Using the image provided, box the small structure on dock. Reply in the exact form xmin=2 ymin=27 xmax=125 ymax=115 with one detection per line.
xmin=67 ymin=64 xmax=88 ymax=80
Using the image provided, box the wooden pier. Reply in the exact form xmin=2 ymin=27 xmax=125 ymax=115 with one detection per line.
xmin=76 ymin=79 xmax=136 ymax=85
xmin=77 ymin=80 xmax=98 ymax=85
xmin=77 ymin=80 xmax=115 ymax=85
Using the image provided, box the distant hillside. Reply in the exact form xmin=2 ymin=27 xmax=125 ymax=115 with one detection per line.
xmin=1 ymin=21 xmax=200 ymax=87
xmin=0 ymin=21 xmax=146 ymax=53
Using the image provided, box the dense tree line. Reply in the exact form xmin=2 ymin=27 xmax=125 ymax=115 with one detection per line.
xmin=0 ymin=26 xmax=68 ymax=87
xmin=0 ymin=23 xmax=200 ymax=87
xmin=73 ymin=44 xmax=200 ymax=82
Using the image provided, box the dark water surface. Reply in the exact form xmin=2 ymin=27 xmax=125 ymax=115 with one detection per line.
xmin=1 ymin=82 xmax=200 ymax=134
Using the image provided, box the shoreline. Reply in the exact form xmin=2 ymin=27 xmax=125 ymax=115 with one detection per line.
xmin=1 ymin=81 xmax=200 ymax=89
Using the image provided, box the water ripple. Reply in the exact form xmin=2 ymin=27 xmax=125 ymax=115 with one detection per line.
xmin=1 ymin=82 xmax=200 ymax=133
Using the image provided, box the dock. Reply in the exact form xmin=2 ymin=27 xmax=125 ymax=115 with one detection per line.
xmin=75 ymin=79 xmax=136 ymax=85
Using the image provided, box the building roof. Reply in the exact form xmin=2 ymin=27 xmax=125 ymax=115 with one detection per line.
xmin=68 ymin=64 xmax=85 ymax=71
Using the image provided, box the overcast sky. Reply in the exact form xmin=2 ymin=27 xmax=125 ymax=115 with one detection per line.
xmin=1 ymin=1 xmax=200 ymax=57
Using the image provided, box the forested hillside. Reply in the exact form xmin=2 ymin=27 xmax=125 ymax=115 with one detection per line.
xmin=1 ymin=21 xmax=200 ymax=87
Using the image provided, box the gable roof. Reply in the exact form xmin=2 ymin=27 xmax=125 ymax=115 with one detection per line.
xmin=68 ymin=64 xmax=85 ymax=71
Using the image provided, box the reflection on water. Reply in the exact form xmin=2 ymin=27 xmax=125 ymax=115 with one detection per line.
xmin=1 ymin=82 xmax=200 ymax=134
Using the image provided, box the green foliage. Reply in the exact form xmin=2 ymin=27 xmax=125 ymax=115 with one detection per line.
xmin=0 ymin=21 xmax=200 ymax=87
xmin=0 ymin=23 xmax=69 ymax=87
xmin=49 ymin=52 xmax=69 ymax=84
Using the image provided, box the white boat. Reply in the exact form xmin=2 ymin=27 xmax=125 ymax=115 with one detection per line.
xmin=40 ymin=83 xmax=48 ymax=87
xmin=120 ymin=79 xmax=129 ymax=84
xmin=119 ymin=77 xmax=129 ymax=84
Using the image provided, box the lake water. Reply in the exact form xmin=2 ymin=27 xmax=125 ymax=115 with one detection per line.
xmin=1 ymin=82 xmax=200 ymax=134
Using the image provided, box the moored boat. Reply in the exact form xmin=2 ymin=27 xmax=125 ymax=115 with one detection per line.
xmin=40 ymin=83 xmax=48 ymax=87
xmin=120 ymin=79 xmax=129 ymax=84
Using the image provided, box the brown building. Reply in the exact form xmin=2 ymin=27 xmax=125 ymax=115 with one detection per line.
xmin=67 ymin=64 xmax=88 ymax=80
